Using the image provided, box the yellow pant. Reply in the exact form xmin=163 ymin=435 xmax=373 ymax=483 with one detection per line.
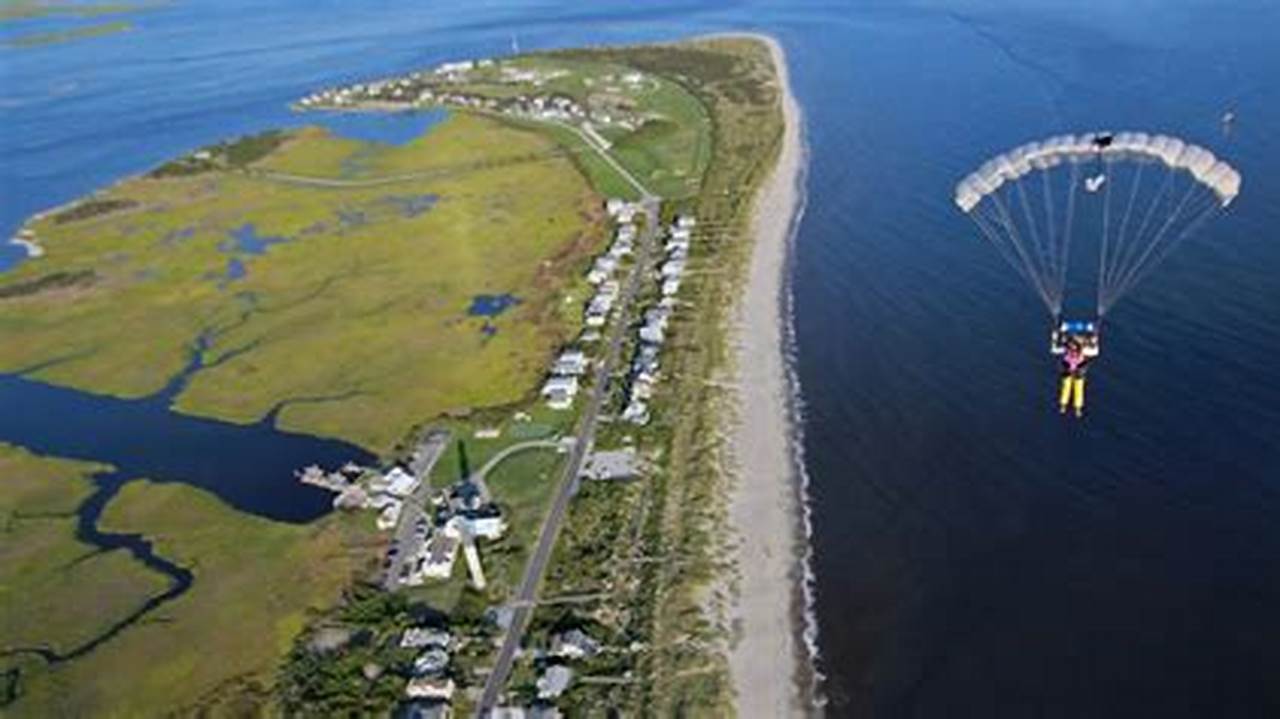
xmin=1059 ymin=376 xmax=1086 ymax=415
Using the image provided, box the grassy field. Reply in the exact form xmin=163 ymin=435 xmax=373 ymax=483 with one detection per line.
xmin=0 ymin=113 xmax=606 ymax=452
xmin=3 ymin=472 xmax=381 ymax=717
xmin=0 ymin=446 xmax=169 ymax=666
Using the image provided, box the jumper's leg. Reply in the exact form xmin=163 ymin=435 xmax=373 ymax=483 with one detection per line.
xmin=1072 ymin=377 xmax=1086 ymax=418
xmin=1058 ymin=376 xmax=1072 ymax=414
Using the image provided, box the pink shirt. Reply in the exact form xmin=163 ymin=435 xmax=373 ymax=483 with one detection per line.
xmin=1065 ymin=350 xmax=1085 ymax=372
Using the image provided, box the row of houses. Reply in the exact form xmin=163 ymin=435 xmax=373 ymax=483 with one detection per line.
xmin=539 ymin=200 xmax=642 ymax=411
xmin=294 ymin=59 xmax=657 ymax=142
xmin=399 ymin=624 xmax=456 ymax=712
xmin=620 ymin=214 xmax=696 ymax=425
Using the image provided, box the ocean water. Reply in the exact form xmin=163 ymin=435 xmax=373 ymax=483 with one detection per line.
xmin=3 ymin=1 xmax=1280 ymax=715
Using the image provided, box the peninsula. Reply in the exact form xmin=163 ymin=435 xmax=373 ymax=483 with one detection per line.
xmin=0 ymin=33 xmax=804 ymax=717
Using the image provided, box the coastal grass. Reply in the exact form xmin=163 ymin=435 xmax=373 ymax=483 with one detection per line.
xmin=5 ymin=476 xmax=380 ymax=717
xmin=0 ymin=112 xmax=606 ymax=452
xmin=5 ymin=19 xmax=131 ymax=48
xmin=0 ymin=1 xmax=140 ymax=22
xmin=0 ymin=445 xmax=167 ymax=662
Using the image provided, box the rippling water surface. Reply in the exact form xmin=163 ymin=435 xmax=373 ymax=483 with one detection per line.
xmin=4 ymin=1 xmax=1280 ymax=715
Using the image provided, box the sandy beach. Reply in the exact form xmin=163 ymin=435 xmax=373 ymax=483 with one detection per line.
xmin=727 ymin=33 xmax=810 ymax=717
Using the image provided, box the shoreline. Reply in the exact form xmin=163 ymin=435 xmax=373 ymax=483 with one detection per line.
xmin=725 ymin=33 xmax=815 ymax=715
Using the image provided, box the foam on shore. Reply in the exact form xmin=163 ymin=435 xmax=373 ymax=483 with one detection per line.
xmin=722 ymin=32 xmax=822 ymax=716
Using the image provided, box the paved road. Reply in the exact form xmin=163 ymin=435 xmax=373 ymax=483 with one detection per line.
xmin=475 ymin=196 xmax=661 ymax=715
xmin=383 ymin=429 xmax=450 ymax=590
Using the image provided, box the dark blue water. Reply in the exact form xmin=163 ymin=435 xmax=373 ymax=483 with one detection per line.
xmin=4 ymin=1 xmax=1280 ymax=716
xmin=468 ymin=293 xmax=520 ymax=317
xmin=223 ymin=222 xmax=289 ymax=255
xmin=784 ymin=3 xmax=1280 ymax=716
xmin=0 ymin=372 xmax=371 ymax=521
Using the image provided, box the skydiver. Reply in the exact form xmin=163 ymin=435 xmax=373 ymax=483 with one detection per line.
xmin=1051 ymin=322 xmax=1099 ymax=418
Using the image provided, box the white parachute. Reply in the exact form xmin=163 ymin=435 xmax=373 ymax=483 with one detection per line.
xmin=954 ymin=131 xmax=1241 ymax=317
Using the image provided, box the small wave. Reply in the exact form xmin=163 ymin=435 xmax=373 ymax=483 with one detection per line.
xmin=780 ymin=117 xmax=828 ymax=711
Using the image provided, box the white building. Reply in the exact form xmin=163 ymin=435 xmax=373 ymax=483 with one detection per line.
xmin=587 ymin=294 xmax=615 ymax=317
xmin=376 ymin=500 xmax=403 ymax=531
xmin=661 ymin=259 xmax=686 ymax=279
xmin=541 ymin=376 xmax=580 ymax=398
xmin=550 ymin=629 xmax=601 ymax=658
xmin=607 ymin=241 xmax=632 ymax=260
xmin=638 ymin=323 xmax=664 ymax=345
xmin=622 ymin=400 xmax=650 ymax=425
xmin=587 ymin=256 xmax=617 ymax=285
xmin=412 ymin=648 xmax=450 ymax=677
xmin=543 ymin=375 xmax=580 ymax=410
xmin=584 ymin=309 xmax=608 ymax=328
xmin=458 ymin=513 xmax=507 ymax=540
xmin=552 ymin=350 xmax=588 ymax=377
xmin=630 ymin=378 xmax=653 ymax=401
xmin=645 ymin=307 xmax=671 ymax=329
xmin=536 ymin=665 xmax=573 ymax=700
xmin=401 ymin=627 xmax=452 ymax=650
xmin=406 ymin=677 xmax=456 ymax=701
xmin=546 ymin=390 xmax=574 ymax=410
xmin=436 ymin=60 xmax=475 ymax=74
xmin=420 ymin=534 xmax=460 ymax=579
xmin=370 ymin=466 xmax=419 ymax=498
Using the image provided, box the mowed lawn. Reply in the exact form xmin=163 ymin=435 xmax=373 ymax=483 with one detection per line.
xmin=0 ymin=113 xmax=605 ymax=452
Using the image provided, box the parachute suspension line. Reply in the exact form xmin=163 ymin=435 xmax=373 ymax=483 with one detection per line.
xmin=971 ymin=207 xmax=1042 ymax=294
xmin=990 ymin=187 xmax=1055 ymax=312
xmin=1105 ymin=164 xmax=1176 ymax=308
xmin=973 ymin=200 xmax=1047 ymax=302
xmin=1057 ymin=161 xmax=1081 ymax=317
xmin=1040 ymin=168 xmax=1060 ymax=309
xmin=1014 ymin=177 xmax=1057 ymax=309
xmin=1104 ymin=192 xmax=1222 ymax=312
xmin=1096 ymin=156 xmax=1116 ymax=315
xmin=1102 ymin=175 xmax=1203 ymax=313
xmin=1103 ymin=159 xmax=1148 ymax=299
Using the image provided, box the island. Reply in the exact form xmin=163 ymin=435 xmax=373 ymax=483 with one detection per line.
xmin=1 ymin=1 xmax=147 ymax=49
xmin=0 ymin=33 xmax=802 ymax=717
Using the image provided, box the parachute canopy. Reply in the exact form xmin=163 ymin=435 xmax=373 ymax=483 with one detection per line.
xmin=953 ymin=131 xmax=1241 ymax=316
